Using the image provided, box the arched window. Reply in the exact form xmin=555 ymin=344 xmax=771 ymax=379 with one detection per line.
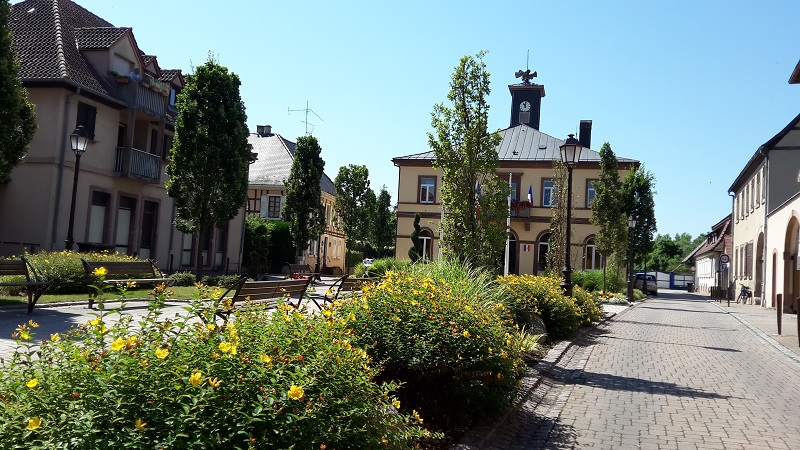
xmin=584 ymin=237 xmax=602 ymax=270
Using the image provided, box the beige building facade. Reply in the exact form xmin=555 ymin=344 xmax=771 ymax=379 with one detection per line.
xmin=246 ymin=127 xmax=345 ymax=274
xmin=1 ymin=0 xmax=245 ymax=273
xmin=393 ymin=75 xmax=638 ymax=274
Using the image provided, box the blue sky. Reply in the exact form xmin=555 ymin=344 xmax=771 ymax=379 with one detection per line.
xmin=72 ymin=0 xmax=800 ymax=239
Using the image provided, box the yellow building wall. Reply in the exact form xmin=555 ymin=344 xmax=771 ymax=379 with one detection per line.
xmin=394 ymin=162 xmax=625 ymax=275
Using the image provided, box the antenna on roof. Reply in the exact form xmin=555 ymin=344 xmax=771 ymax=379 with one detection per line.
xmin=526 ymin=50 xmax=529 ymax=71
xmin=288 ymin=101 xmax=323 ymax=136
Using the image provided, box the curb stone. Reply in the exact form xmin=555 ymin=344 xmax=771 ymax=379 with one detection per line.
xmin=450 ymin=302 xmax=637 ymax=450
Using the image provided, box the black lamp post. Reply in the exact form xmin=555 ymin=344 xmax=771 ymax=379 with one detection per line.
xmin=627 ymin=215 xmax=637 ymax=302
xmin=65 ymin=125 xmax=89 ymax=251
xmin=559 ymin=134 xmax=582 ymax=297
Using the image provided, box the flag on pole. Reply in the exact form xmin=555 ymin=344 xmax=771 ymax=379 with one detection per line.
xmin=527 ymin=184 xmax=533 ymax=203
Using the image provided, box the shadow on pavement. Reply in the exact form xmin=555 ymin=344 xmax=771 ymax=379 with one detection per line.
xmin=611 ymin=318 xmax=737 ymax=332
xmin=600 ymin=335 xmax=741 ymax=352
xmin=549 ymin=363 xmax=730 ymax=399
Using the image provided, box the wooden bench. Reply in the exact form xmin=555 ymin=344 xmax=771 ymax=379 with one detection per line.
xmin=81 ymin=259 xmax=174 ymax=308
xmin=0 ymin=256 xmax=50 ymax=313
xmin=286 ymin=263 xmax=320 ymax=280
xmin=309 ymin=274 xmax=381 ymax=309
xmin=206 ymin=276 xmax=313 ymax=322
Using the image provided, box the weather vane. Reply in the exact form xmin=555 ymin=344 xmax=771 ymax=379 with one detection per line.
xmin=515 ymin=50 xmax=537 ymax=84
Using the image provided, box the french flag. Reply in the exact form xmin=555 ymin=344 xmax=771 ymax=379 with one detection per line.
xmin=527 ymin=184 xmax=533 ymax=203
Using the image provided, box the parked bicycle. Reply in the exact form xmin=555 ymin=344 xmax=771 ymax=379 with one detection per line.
xmin=737 ymin=285 xmax=752 ymax=304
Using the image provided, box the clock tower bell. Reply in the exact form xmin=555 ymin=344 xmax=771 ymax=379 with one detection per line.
xmin=509 ymin=69 xmax=545 ymax=129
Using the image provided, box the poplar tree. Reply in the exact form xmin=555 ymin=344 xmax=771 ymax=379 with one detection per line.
xmin=590 ymin=142 xmax=628 ymax=273
xmin=428 ymin=51 xmax=509 ymax=272
xmin=623 ymin=166 xmax=657 ymax=268
xmin=283 ymin=136 xmax=326 ymax=259
xmin=369 ymin=186 xmax=396 ymax=258
xmin=0 ymin=0 xmax=36 ymax=182
xmin=165 ymin=58 xmax=251 ymax=278
xmin=334 ymin=164 xmax=370 ymax=269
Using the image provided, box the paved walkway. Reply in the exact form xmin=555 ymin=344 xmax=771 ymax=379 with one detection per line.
xmin=456 ymin=290 xmax=800 ymax=449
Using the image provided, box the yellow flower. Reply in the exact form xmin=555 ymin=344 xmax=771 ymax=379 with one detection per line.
xmin=287 ymin=385 xmax=304 ymax=401
xmin=206 ymin=323 xmax=216 ymax=331
xmin=125 ymin=336 xmax=138 ymax=347
xmin=135 ymin=418 xmax=146 ymax=430
xmin=260 ymin=354 xmax=272 ymax=364
xmin=391 ymin=398 xmax=401 ymax=409
xmin=93 ymin=267 xmax=107 ymax=277
xmin=155 ymin=348 xmax=169 ymax=359
xmin=26 ymin=378 xmax=38 ymax=388
xmin=189 ymin=371 xmax=204 ymax=388
xmin=218 ymin=342 xmax=237 ymax=354
xmin=208 ymin=377 xmax=221 ymax=388
xmin=412 ymin=409 xmax=424 ymax=424
xmin=110 ymin=338 xmax=125 ymax=351
xmin=100 ymin=326 xmax=108 ymax=334
xmin=19 ymin=330 xmax=31 ymax=340
xmin=89 ymin=318 xmax=100 ymax=327
xmin=462 ymin=331 xmax=471 ymax=338
xmin=50 ymin=333 xmax=61 ymax=342
xmin=28 ymin=320 xmax=39 ymax=328
xmin=26 ymin=417 xmax=42 ymax=431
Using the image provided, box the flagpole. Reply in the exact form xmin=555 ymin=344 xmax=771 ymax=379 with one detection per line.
xmin=504 ymin=172 xmax=511 ymax=276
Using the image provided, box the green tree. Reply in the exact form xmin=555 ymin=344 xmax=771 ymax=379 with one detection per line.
xmin=0 ymin=0 xmax=36 ymax=182
xmin=283 ymin=136 xmax=326 ymax=260
xmin=590 ymin=142 xmax=628 ymax=275
xmin=242 ymin=214 xmax=271 ymax=278
xmin=647 ymin=232 xmax=706 ymax=273
xmin=334 ymin=164 xmax=371 ymax=270
xmin=165 ymin=58 xmax=251 ymax=278
xmin=369 ymin=186 xmax=395 ymax=258
xmin=428 ymin=51 xmax=509 ymax=272
xmin=408 ymin=213 xmax=423 ymax=262
xmin=546 ymin=161 xmax=567 ymax=276
xmin=623 ymin=166 xmax=657 ymax=269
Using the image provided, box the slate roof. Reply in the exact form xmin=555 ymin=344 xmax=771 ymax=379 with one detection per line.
xmin=392 ymin=124 xmax=639 ymax=164
xmin=248 ymin=133 xmax=336 ymax=195
xmin=9 ymin=0 xmax=124 ymax=102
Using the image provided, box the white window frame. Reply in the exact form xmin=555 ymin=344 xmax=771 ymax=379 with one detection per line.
xmin=543 ymin=180 xmax=557 ymax=208
xmin=420 ymin=177 xmax=436 ymax=204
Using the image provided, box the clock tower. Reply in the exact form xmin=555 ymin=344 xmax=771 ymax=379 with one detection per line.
xmin=509 ymin=69 xmax=545 ymax=129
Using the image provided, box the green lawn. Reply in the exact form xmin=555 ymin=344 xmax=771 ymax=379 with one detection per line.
xmin=0 ymin=286 xmax=202 ymax=308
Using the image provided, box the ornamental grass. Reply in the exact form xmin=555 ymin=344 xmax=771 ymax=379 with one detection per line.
xmin=0 ymin=282 xmax=432 ymax=449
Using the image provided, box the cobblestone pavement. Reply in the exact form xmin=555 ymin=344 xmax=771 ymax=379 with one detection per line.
xmin=458 ymin=291 xmax=800 ymax=449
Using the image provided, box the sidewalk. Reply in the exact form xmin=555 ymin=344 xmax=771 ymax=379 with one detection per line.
xmin=685 ymin=290 xmax=800 ymax=360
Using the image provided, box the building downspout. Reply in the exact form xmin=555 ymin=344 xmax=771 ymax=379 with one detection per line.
xmin=728 ymin=191 xmax=735 ymax=298
xmin=760 ymin=147 xmax=769 ymax=308
xmin=51 ymin=88 xmax=80 ymax=250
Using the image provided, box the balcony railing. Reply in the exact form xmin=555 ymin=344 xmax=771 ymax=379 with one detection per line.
xmin=510 ymin=207 xmax=531 ymax=218
xmin=115 ymin=147 xmax=161 ymax=184
xmin=116 ymin=81 xmax=167 ymax=117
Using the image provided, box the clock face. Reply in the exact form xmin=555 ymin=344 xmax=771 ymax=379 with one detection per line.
xmin=519 ymin=101 xmax=531 ymax=112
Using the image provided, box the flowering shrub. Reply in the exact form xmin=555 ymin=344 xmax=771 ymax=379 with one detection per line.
xmin=497 ymin=274 xmax=583 ymax=339
xmin=336 ymin=260 xmax=525 ymax=417
xmin=0 ymin=285 xmax=431 ymax=448
xmin=353 ymin=257 xmax=411 ymax=278
xmin=572 ymin=286 xmax=603 ymax=324
xmin=0 ymin=251 xmax=142 ymax=295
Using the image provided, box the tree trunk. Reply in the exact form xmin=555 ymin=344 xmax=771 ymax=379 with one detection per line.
xmin=194 ymin=230 xmax=204 ymax=281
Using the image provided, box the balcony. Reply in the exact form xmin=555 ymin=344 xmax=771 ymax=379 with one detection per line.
xmin=510 ymin=200 xmax=533 ymax=218
xmin=116 ymin=81 xmax=167 ymax=117
xmin=115 ymin=147 xmax=162 ymax=184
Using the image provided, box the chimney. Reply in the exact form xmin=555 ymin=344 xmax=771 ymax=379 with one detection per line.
xmin=579 ymin=120 xmax=592 ymax=150
xmin=256 ymin=125 xmax=272 ymax=137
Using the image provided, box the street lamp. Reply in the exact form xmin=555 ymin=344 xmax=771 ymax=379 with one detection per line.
xmin=65 ymin=125 xmax=89 ymax=251
xmin=559 ymin=134 xmax=582 ymax=297
xmin=627 ymin=215 xmax=637 ymax=302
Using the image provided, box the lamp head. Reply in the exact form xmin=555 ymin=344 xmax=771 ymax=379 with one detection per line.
xmin=628 ymin=215 xmax=637 ymax=229
xmin=70 ymin=125 xmax=89 ymax=156
xmin=559 ymin=134 xmax=582 ymax=167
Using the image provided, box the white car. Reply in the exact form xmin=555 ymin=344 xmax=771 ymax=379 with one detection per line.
xmin=363 ymin=258 xmax=374 ymax=267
